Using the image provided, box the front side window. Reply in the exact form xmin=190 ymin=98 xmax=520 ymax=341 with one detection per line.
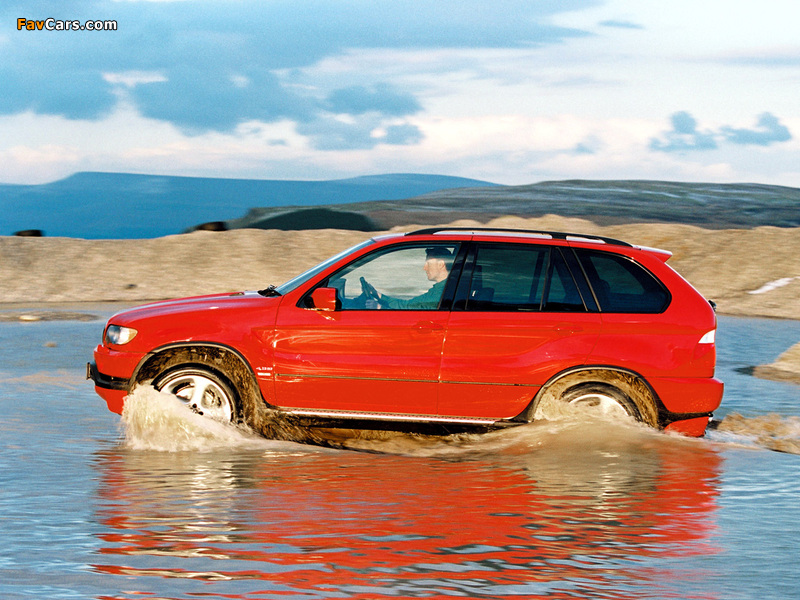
xmin=277 ymin=239 xmax=375 ymax=294
xmin=576 ymin=249 xmax=670 ymax=313
xmin=322 ymin=243 xmax=459 ymax=310
xmin=465 ymin=244 xmax=585 ymax=312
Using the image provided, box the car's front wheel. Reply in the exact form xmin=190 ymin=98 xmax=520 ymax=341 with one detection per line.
xmin=153 ymin=366 xmax=237 ymax=422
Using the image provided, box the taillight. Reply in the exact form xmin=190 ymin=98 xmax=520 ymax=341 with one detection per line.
xmin=694 ymin=329 xmax=717 ymax=376
xmin=698 ymin=329 xmax=716 ymax=345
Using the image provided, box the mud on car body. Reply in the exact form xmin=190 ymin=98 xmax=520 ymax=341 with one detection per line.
xmin=88 ymin=227 xmax=723 ymax=438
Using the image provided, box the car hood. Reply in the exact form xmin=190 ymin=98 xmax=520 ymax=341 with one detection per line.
xmin=109 ymin=291 xmax=280 ymax=326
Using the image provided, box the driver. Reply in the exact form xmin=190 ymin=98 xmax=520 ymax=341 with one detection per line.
xmin=361 ymin=247 xmax=453 ymax=309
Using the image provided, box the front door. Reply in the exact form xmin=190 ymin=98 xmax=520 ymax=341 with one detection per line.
xmin=273 ymin=243 xmax=459 ymax=417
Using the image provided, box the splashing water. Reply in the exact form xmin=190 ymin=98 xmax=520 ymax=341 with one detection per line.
xmin=713 ymin=412 xmax=800 ymax=454
xmin=293 ymin=406 xmax=670 ymax=459
xmin=120 ymin=384 xmax=692 ymax=457
xmin=121 ymin=386 xmax=800 ymax=458
xmin=121 ymin=386 xmax=284 ymax=452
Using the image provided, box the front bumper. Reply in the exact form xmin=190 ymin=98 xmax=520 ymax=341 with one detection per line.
xmin=87 ymin=359 xmax=133 ymax=415
xmin=86 ymin=361 xmax=129 ymax=391
xmin=88 ymin=343 xmax=148 ymax=415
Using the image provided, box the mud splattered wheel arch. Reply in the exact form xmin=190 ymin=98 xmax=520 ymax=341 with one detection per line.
xmin=131 ymin=344 xmax=267 ymax=430
xmin=130 ymin=344 xmax=316 ymax=441
xmin=528 ymin=367 xmax=661 ymax=428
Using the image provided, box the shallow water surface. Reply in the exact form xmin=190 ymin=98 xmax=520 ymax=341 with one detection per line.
xmin=1 ymin=312 xmax=799 ymax=599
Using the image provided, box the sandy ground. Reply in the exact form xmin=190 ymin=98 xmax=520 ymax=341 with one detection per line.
xmin=752 ymin=343 xmax=800 ymax=385
xmin=1 ymin=215 xmax=798 ymax=380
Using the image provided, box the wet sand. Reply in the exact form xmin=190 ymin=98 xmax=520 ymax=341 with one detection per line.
xmin=1 ymin=215 xmax=798 ymax=380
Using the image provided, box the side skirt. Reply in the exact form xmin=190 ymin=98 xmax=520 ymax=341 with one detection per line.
xmin=283 ymin=408 xmax=521 ymax=436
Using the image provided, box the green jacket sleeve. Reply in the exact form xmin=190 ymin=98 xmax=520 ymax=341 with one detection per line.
xmin=381 ymin=280 xmax=446 ymax=309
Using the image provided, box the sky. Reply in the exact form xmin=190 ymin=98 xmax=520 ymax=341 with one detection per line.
xmin=1 ymin=0 xmax=799 ymax=186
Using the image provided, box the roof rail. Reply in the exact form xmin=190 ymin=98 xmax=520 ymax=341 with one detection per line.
xmin=405 ymin=227 xmax=632 ymax=247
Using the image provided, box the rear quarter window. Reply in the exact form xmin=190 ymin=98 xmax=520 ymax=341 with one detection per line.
xmin=575 ymin=249 xmax=670 ymax=313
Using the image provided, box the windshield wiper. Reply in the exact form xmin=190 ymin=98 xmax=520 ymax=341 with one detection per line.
xmin=257 ymin=285 xmax=282 ymax=297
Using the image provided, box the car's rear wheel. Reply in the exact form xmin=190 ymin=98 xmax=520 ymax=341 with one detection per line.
xmin=561 ymin=383 xmax=638 ymax=421
xmin=153 ymin=366 xmax=237 ymax=422
xmin=530 ymin=369 xmax=660 ymax=428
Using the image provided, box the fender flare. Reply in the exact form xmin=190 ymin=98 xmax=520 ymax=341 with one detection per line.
xmin=130 ymin=342 xmax=275 ymax=427
xmin=129 ymin=342 xmax=320 ymax=441
xmin=515 ymin=365 xmax=664 ymax=428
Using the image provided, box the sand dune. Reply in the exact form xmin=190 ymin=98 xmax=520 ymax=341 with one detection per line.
xmin=4 ymin=215 xmax=797 ymax=315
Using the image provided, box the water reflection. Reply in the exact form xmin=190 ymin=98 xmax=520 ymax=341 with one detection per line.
xmin=92 ymin=422 xmax=722 ymax=599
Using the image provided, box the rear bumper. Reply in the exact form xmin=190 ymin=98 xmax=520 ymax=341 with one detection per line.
xmin=664 ymin=416 xmax=713 ymax=437
xmin=651 ymin=376 xmax=724 ymax=415
xmin=651 ymin=376 xmax=724 ymax=436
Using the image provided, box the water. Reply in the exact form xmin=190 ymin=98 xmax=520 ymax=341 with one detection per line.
xmin=1 ymin=310 xmax=799 ymax=599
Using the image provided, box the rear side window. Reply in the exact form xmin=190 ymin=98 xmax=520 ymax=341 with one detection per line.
xmin=465 ymin=244 xmax=585 ymax=312
xmin=576 ymin=249 xmax=670 ymax=313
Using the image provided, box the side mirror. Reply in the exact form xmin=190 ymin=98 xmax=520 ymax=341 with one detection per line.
xmin=310 ymin=287 xmax=338 ymax=311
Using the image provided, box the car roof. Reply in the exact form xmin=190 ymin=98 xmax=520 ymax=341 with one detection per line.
xmin=404 ymin=226 xmax=632 ymax=247
xmin=400 ymin=226 xmax=673 ymax=261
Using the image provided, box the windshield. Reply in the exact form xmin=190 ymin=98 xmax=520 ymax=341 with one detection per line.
xmin=275 ymin=239 xmax=376 ymax=295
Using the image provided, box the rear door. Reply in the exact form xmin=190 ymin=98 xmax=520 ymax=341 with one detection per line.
xmin=438 ymin=242 xmax=602 ymax=419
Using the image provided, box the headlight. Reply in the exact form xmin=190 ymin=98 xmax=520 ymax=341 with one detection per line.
xmin=105 ymin=324 xmax=138 ymax=345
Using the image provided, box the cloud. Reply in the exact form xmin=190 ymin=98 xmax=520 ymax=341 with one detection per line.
xmin=381 ymin=123 xmax=424 ymax=145
xmin=599 ymin=20 xmax=644 ymax=30
xmin=649 ymin=112 xmax=717 ymax=152
xmin=0 ymin=144 xmax=82 ymax=184
xmin=572 ymin=136 xmax=604 ymax=155
xmin=129 ymin=67 xmax=315 ymax=132
xmin=325 ymin=84 xmax=421 ymax=117
xmin=103 ymin=71 xmax=168 ymax=87
xmin=650 ymin=111 xmax=792 ymax=153
xmin=717 ymin=50 xmax=800 ymax=68
xmin=296 ymin=113 xmax=423 ymax=150
xmin=721 ymin=112 xmax=792 ymax=146
xmin=0 ymin=64 xmax=116 ymax=121
xmin=0 ymin=0 xmax=595 ymax=147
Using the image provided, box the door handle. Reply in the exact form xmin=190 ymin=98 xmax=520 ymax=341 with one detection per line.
xmin=415 ymin=321 xmax=445 ymax=332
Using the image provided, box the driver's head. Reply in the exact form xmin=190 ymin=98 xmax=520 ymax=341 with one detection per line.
xmin=423 ymin=247 xmax=453 ymax=282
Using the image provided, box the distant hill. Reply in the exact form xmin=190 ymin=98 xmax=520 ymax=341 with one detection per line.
xmin=396 ymin=180 xmax=800 ymax=229
xmin=3 ymin=174 xmax=799 ymax=239
xmin=0 ymin=172 xmax=496 ymax=239
xmin=232 ymin=179 xmax=799 ymax=231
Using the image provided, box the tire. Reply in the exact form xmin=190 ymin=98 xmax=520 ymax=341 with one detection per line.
xmin=153 ymin=366 xmax=238 ymax=423
xmin=530 ymin=369 xmax=660 ymax=428
xmin=561 ymin=383 xmax=638 ymax=421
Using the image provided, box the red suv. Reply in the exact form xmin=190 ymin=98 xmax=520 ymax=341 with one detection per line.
xmin=88 ymin=228 xmax=723 ymax=438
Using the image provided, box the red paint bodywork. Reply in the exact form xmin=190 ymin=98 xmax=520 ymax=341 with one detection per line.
xmin=91 ymin=231 xmax=723 ymax=435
